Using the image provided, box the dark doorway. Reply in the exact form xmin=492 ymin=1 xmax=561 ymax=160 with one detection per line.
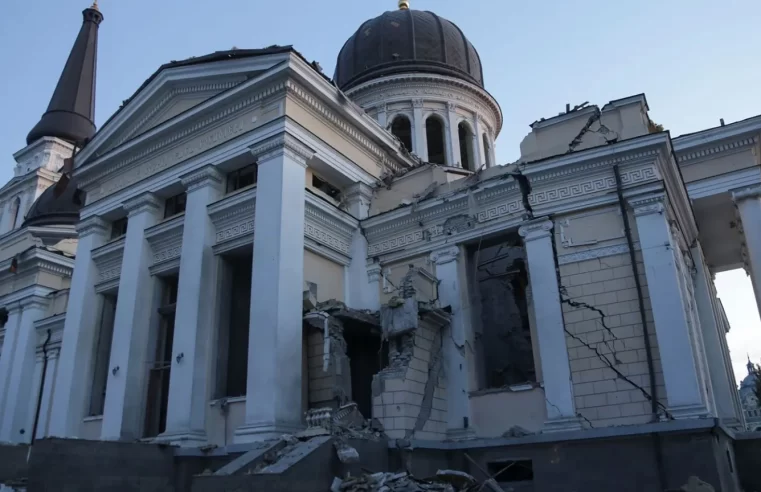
xmin=426 ymin=116 xmax=447 ymax=165
xmin=344 ymin=330 xmax=388 ymax=419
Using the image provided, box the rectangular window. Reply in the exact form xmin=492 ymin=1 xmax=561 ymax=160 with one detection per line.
xmin=226 ymin=163 xmax=258 ymax=193
xmin=89 ymin=293 xmax=118 ymax=416
xmin=110 ymin=217 xmax=128 ymax=240
xmin=312 ymin=174 xmax=342 ymax=201
xmin=469 ymin=233 xmax=536 ymax=388
xmin=144 ymin=275 xmax=178 ymax=438
xmin=164 ymin=193 xmax=187 ymax=219
xmin=216 ymin=253 xmax=252 ymax=398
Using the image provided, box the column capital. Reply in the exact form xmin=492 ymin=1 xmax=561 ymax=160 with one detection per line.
xmin=732 ymin=185 xmax=761 ymax=203
xmin=76 ymin=216 xmax=109 ymax=237
xmin=344 ymin=183 xmax=374 ymax=203
xmin=19 ymin=296 xmax=48 ymax=311
xmin=250 ymin=134 xmax=314 ymax=167
xmin=123 ymin=192 xmax=162 ymax=218
xmin=4 ymin=301 xmax=22 ymax=315
xmin=180 ymin=165 xmax=224 ymax=193
xmin=431 ymin=245 xmax=460 ymax=265
xmin=412 ymin=99 xmax=425 ymax=108
xmin=376 ymin=103 xmax=387 ymax=113
xmin=518 ymin=218 xmax=553 ymax=242
xmin=629 ymin=195 xmax=666 ymax=216
xmin=447 ymin=102 xmax=457 ymax=112
xmin=367 ymin=264 xmax=382 ymax=283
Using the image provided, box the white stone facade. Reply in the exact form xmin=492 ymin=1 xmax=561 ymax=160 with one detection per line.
xmin=1 ymin=14 xmax=760 ymax=451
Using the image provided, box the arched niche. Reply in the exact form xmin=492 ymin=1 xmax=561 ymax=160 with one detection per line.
xmin=389 ymin=114 xmax=413 ymax=153
xmin=425 ymin=115 xmax=447 ymax=165
xmin=458 ymin=121 xmax=476 ymax=171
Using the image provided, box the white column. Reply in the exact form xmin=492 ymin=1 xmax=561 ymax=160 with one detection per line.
xmin=632 ymin=197 xmax=708 ymax=418
xmin=376 ymin=103 xmax=387 ymax=129
xmin=345 ymin=183 xmax=378 ymax=311
xmin=431 ymin=245 xmax=475 ymax=438
xmin=101 ymin=193 xmax=162 ymax=440
xmin=473 ymin=116 xmax=484 ymax=169
xmin=692 ymin=244 xmax=741 ymax=426
xmin=0 ymin=303 xmax=22 ymax=427
xmin=49 ymin=217 xmax=109 ymax=438
xmin=32 ymin=347 xmax=60 ymax=440
xmin=0 ymin=297 xmax=48 ymax=443
xmin=412 ymin=99 xmax=428 ymax=162
xmin=234 ymin=135 xmax=314 ymax=443
xmin=158 ymin=166 xmax=223 ymax=446
xmin=733 ymin=186 xmax=761 ymax=317
xmin=447 ymin=103 xmax=462 ymax=168
xmin=519 ymin=218 xmax=581 ymax=431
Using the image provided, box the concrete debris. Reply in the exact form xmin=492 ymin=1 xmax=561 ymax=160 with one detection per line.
xmin=431 ymin=470 xmax=477 ymax=489
xmin=674 ymin=476 xmax=715 ymax=492
xmin=334 ymin=471 xmax=460 ymax=492
xmin=334 ymin=440 xmax=360 ymax=464
xmin=501 ymin=425 xmax=533 ymax=438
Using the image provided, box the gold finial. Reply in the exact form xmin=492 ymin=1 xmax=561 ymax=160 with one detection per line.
xmin=91 ymin=0 xmax=99 ymax=10
xmin=399 ymin=0 xmax=410 ymax=10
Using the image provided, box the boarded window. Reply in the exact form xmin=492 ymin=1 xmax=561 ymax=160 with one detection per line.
xmin=470 ymin=234 xmax=536 ymax=388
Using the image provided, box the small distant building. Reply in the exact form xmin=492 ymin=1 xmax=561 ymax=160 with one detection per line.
xmin=739 ymin=359 xmax=761 ymax=431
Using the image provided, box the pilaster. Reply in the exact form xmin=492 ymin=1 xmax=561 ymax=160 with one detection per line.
xmin=157 ymin=166 xmax=224 ymax=446
xmin=412 ymin=99 xmax=427 ymax=161
xmin=376 ymin=103 xmax=387 ymax=129
xmin=0 ymin=303 xmax=23 ymax=428
xmin=101 ymin=193 xmax=162 ymax=440
xmin=32 ymin=346 xmax=60 ymax=440
xmin=49 ymin=216 xmax=109 ymax=438
xmin=235 ymin=135 xmax=313 ymax=443
xmin=345 ymin=183 xmax=377 ymax=311
xmin=733 ymin=185 xmax=761 ymax=318
xmin=431 ymin=245 xmax=475 ymax=439
xmin=447 ymin=103 xmax=462 ymax=168
xmin=631 ymin=196 xmax=708 ymax=418
xmin=519 ymin=218 xmax=581 ymax=431
xmin=0 ymin=296 xmax=48 ymax=443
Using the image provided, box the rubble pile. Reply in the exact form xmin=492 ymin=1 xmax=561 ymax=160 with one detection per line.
xmin=331 ymin=469 xmax=483 ymax=492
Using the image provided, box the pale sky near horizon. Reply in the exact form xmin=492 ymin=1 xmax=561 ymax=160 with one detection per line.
xmin=1 ymin=1 xmax=759 ymax=385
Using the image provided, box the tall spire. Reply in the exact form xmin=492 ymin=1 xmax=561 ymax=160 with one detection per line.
xmin=26 ymin=4 xmax=104 ymax=146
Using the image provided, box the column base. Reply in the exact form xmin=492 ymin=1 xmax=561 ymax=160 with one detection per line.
xmin=446 ymin=427 xmax=477 ymax=441
xmin=668 ymin=403 xmax=711 ymax=420
xmin=155 ymin=429 xmax=208 ymax=447
xmin=234 ymin=421 xmax=304 ymax=444
xmin=543 ymin=416 xmax=583 ymax=433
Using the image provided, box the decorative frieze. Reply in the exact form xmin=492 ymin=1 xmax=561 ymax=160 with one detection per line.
xmin=365 ymin=163 xmax=659 ymax=257
xmin=676 ymin=135 xmax=758 ymax=164
xmin=92 ymin=237 xmax=126 ymax=284
xmin=145 ymin=214 xmax=185 ymax=267
xmin=208 ymin=187 xmax=256 ymax=247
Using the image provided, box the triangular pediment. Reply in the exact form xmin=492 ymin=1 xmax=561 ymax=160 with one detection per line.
xmin=78 ymin=48 xmax=294 ymax=163
xmin=94 ymin=74 xmax=249 ymax=155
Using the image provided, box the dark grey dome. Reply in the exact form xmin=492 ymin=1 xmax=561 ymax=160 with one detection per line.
xmin=22 ymin=179 xmax=83 ymax=228
xmin=334 ymin=8 xmax=484 ymax=91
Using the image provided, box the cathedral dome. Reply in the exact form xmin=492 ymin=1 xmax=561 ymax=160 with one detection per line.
xmin=22 ymin=179 xmax=83 ymax=228
xmin=334 ymin=5 xmax=484 ymax=91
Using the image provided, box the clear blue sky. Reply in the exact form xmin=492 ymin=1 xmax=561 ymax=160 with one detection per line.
xmin=1 ymin=0 xmax=760 ymax=382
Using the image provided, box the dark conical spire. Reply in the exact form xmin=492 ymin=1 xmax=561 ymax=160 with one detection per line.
xmin=26 ymin=4 xmax=104 ymax=146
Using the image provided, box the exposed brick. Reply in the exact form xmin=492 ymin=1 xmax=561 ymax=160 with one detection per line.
xmin=432 ymin=398 xmax=446 ymax=411
xmin=570 ymin=357 xmax=591 ymax=372
xmin=382 ymin=379 xmax=407 ymax=393
xmin=620 ymin=402 xmax=648 ymax=417
xmin=597 ymin=405 xmax=622 ymax=419
xmin=564 ymin=310 xmax=585 ymax=324
xmin=582 ymin=282 xmax=606 ymax=296
xmin=567 ymin=272 xmax=592 ymax=286
xmin=606 ymin=391 xmax=632 ymax=405
xmin=574 ymin=382 xmax=595 ymax=396
xmin=559 ymin=263 xmax=580 ymax=276
xmin=584 ymin=394 xmax=607 ymax=408
xmin=406 ymin=368 xmax=428 ymax=384
xmin=594 ymin=292 xmax=618 ymax=306
xmin=382 ymin=392 xmax=395 ymax=404
xmin=578 ymin=259 xmax=602 ymax=273
xmin=408 ymin=381 xmax=426 ymax=395
xmin=373 ymin=405 xmax=384 ymax=418
xmin=590 ymin=269 xmax=615 ymax=283
xmin=593 ymin=379 xmax=617 ymax=394
xmin=579 ymin=368 xmax=603 ymax=383
xmin=578 ymin=407 xmax=598 ymax=421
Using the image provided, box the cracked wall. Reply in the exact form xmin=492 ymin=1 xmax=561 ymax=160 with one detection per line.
xmin=372 ymin=314 xmax=448 ymax=441
xmin=555 ymin=210 xmax=667 ymax=427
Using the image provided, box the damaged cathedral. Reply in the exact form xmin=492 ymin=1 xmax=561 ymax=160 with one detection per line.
xmin=1 ymin=1 xmax=761 ymax=491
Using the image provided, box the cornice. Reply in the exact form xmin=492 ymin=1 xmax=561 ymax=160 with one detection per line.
xmin=76 ymin=53 xmax=292 ymax=166
xmin=430 ymin=245 xmax=460 ymax=265
xmin=92 ymin=237 xmax=125 ymax=284
xmin=0 ymin=286 xmax=56 ymax=311
xmin=346 ymin=73 xmax=503 ymax=137
xmin=629 ymin=194 xmax=666 ymax=217
xmin=676 ymin=135 xmax=758 ymax=165
xmin=145 ymin=214 xmax=185 ymax=265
